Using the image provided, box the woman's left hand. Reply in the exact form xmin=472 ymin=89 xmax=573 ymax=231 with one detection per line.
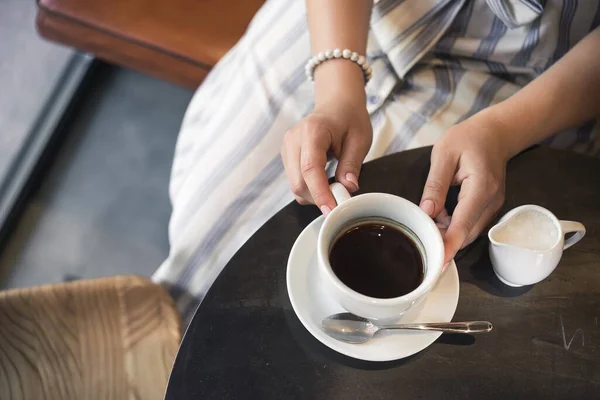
xmin=420 ymin=111 xmax=510 ymax=264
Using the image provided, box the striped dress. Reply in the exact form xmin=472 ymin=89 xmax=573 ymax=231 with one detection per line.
xmin=152 ymin=0 xmax=600 ymax=320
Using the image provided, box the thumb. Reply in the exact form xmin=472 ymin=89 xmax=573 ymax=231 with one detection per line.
xmin=335 ymin=133 xmax=370 ymax=193
xmin=420 ymin=149 xmax=457 ymax=218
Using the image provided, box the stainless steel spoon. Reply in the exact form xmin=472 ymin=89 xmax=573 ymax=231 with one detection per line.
xmin=322 ymin=313 xmax=493 ymax=344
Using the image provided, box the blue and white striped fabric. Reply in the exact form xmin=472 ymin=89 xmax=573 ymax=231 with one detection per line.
xmin=153 ymin=0 xmax=600 ymax=320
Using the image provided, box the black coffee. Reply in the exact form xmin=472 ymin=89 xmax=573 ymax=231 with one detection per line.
xmin=329 ymin=220 xmax=424 ymax=298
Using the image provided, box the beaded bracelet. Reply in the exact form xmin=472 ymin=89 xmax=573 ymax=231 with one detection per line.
xmin=305 ymin=48 xmax=372 ymax=84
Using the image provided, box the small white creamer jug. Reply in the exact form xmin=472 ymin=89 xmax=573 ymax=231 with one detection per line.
xmin=488 ymin=205 xmax=585 ymax=287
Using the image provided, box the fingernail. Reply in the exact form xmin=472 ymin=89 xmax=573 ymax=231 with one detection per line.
xmin=345 ymin=173 xmax=359 ymax=191
xmin=420 ymin=199 xmax=435 ymax=216
xmin=320 ymin=205 xmax=332 ymax=216
xmin=442 ymin=261 xmax=449 ymax=272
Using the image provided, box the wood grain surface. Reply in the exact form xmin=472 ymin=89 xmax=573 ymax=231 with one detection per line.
xmin=0 ymin=275 xmax=181 ymax=400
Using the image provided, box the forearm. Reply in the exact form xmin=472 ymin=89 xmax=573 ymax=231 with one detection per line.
xmin=487 ymin=27 xmax=600 ymax=158
xmin=306 ymin=0 xmax=373 ymax=107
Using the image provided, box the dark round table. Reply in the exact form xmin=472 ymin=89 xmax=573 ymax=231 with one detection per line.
xmin=165 ymin=147 xmax=600 ymax=399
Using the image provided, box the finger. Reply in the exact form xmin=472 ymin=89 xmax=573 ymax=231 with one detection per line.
xmin=461 ymin=196 xmax=504 ymax=248
xmin=434 ymin=208 xmax=451 ymax=239
xmin=443 ymin=177 xmax=491 ymax=263
xmin=442 ymin=261 xmax=450 ymax=273
xmin=434 ymin=208 xmax=452 ymax=230
xmin=301 ymin=130 xmax=336 ymax=214
xmin=283 ymin=132 xmax=313 ymax=205
xmin=294 ymin=195 xmax=311 ymax=205
xmin=421 ymin=149 xmax=458 ymax=218
xmin=334 ymin=132 xmax=369 ymax=193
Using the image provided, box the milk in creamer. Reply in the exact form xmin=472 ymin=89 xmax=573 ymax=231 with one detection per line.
xmin=492 ymin=210 xmax=558 ymax=251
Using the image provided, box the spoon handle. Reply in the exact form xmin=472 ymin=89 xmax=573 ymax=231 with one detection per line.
xmin=380 ymin=321 xmax=493 ymax=334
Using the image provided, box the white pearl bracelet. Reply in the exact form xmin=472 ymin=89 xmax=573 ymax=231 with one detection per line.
xmin=305 ymin=48 xmax=372 ymax=84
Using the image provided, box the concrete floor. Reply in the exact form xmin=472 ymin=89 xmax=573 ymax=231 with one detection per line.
xmin=0 ymin=66 xmax=194 ymax=288
xmin=0 ymin=0 xmax=73 ymax=183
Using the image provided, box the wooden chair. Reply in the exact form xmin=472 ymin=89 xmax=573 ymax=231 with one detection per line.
xmin=0 ymin=275 xmax=181 ymax=400
xmin=36 ymin=0 xmax=265 ymax=88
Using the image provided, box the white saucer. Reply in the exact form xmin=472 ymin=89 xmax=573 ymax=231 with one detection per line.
xmin=286 ymin=216 xmax=460 ymax=362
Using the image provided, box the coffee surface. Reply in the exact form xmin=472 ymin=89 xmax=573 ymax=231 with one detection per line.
xmin=329 ymin=221 xmax=424 ymax=298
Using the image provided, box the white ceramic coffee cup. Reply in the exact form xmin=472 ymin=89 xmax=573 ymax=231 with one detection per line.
xmin=317 ymin=183 xmax=445 ymax=321
xmin=488 ymin=205 xmax=586 ymax=287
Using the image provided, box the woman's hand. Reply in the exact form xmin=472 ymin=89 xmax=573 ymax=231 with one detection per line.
xmin=420 ymin=111 xmax=510 ymax=264
xmin=290 ymin=0 xmax=372 ymax=214
xmin=281 ymin=96 xmax=372 ymax=215
xmin=421 ymin=28 xmax=600 ymax=263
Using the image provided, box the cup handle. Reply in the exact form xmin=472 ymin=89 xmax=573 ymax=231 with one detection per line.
xmin=560 ymin=221 xmax=586 ymax=250
xmin=330 ymin=182 xmax=352 ymax=206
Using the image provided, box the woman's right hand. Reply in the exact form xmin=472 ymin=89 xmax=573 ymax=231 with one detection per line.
xmin=281 ymin=94 xmax=372 ymax=215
